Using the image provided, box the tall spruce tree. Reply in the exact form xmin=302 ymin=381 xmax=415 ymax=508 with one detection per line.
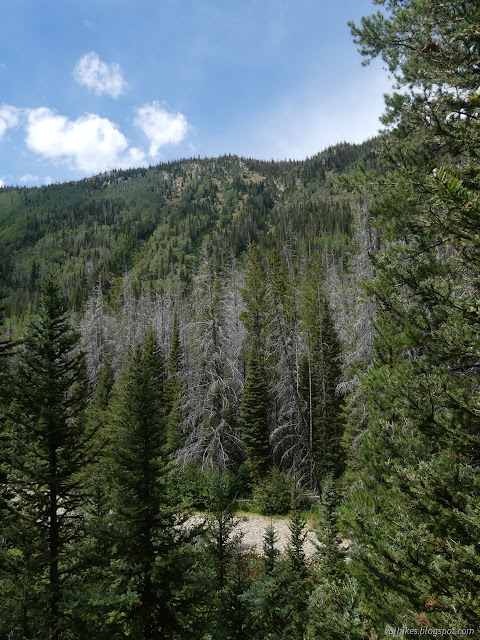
xmin=299 ymin=255 xmax=345 ymax=481
xmin=164 ymin=310 xmax=184 ymax=454
xmin=344 ymin=0 xmax=480 ymax=629
xmin=239 ymin=347 xmax=271 ymax=482
xmin=107 ymin=327 xmax=197 ymax=639
xmin=239 ymin=243 xmax=271 ymax=482
xmin=3 ymin=279 xmax=89 ymax=640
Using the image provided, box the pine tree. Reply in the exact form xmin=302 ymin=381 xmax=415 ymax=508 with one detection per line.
xmin=344 ymin=0 xmax=480 ymax=629
xmin=305 ymin=475 xmax=366 ymax=640
xmin=0 ymin=306 xmax=21 ymax=638
xmin=4 ymin=279 xmax=90 ymax=639
xmin=204 ymin=470 xmax=242 ymax=591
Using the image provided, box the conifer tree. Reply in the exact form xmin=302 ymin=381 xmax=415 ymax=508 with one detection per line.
xmin=164 ymin=310 xmax=184 ymax=454
xmin=0 ymin=309 xmax=21 ymax=638
xmin=238 ymin=346 xmax=271 ymax=482
xmin=262 ymin=523 xmax=279 ymax=574
xmin=239 ymin=243 xmax=272 ymax=482
xmin=300 ymin=256 xmax=345 ymax=481
xmin=344 ymin=0 xmax=480 ymax=628
xmin=204 ymin=470 xmax=242 ymax=591
xmin=4 ymin=279 xmax=90 ymax=639
xmin=107 ymin=327 xmax=195 ymax=639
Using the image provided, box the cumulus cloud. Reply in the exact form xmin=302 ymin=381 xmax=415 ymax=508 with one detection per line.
xmin=73 ymin=52 xmax=127 ymax=98
xmin=25 ymin=108 xmax=146 ymax=174
xmin=0 ymin=105 xmax=20 ymax=139
xmin=18 ymin=173 xmax=39 ymax=184
xmin=134 ymin=102 xmax=188 ymax=158
xmin=0 ymin=178 xmax=5 ymax=187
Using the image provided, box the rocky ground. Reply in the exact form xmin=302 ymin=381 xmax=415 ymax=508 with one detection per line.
xmin=187 ymin=512 xmax=351 ymax=559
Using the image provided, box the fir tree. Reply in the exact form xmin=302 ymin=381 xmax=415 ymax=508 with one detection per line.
xmin=314 ymin=474 xmax=345 ymax=579
xmin=239 ymin=243 xmax=272 ymax=482
xmin=238 ymin=346 xmax=271 ymax=483
xmin=204 ymin=470 xmax=242 ymax=590
xmin=299 ymin=255 xmax=345 ymax=481
xmin=263 ymin=523 xmax=279 ymax=574
xmin=164 ymin=310 xmax=184 ymax=454
xmin=4 ymin=279 xmax=90 ymax=639
xmin=107 ymin=327 xmax=196 ymax=639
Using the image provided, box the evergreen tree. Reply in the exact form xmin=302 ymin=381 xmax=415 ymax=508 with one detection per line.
xmin=262 ymin=523 xmax=279 ymax=574
xmin=238 ymin=346 xmax=271 ymax=483
xmin=204 ymin=470 xmax=242 ymax=591
xmin=344 ymin=0 xmax=480 ymax=629
xmin=314 ymin=474 xmax=345 ymax=579
xmin=107 ymin=327 xmax=196 ymax=639
xmin=85 ymin=352 xmax=114 ymax=452
xmin=299 ymin=256 xmax=345 ymax=481
xmin=164 ymin=310 xmax=184 ymax=454
xmin=3 ymin=279 xmax=89 ymax=640
xmin=69 ymin=354 xmax=117 ymax=638
xmin=0 ymin=306 xmax=21 ymax=638
xmin=239 ymin=243 xmax=272 ymax=482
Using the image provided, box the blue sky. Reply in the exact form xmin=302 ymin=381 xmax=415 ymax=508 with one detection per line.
xmin=0 ymin=0 xmax=390 ymax=187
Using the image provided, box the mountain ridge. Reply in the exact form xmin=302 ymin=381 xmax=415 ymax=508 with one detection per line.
xmin=0 ymin=138 xmax=378 ymax=318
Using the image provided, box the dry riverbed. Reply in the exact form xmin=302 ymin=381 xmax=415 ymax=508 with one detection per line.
xmin=187 ymin=512 xmax=351 ymax=558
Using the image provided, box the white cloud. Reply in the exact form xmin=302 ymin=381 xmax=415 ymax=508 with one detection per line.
xmin=237 ymin=67 xmax=391 ymax=160
xmin=25 ymin=108 xmax=146 ymax=174
xmin=0 ymin=105 xmax=20 ymax=139
xmin=134 ymin=102 xmax=188 ymax=158
xmin=73 ymin=52 xmax=127 ymax=99
xmin=44 ymin=176 xmax=53 ymax=185
xmin=0 ymin=178 xmax=5 ymax=187
xmin=18 ymin=173 xmax=39 ymax=184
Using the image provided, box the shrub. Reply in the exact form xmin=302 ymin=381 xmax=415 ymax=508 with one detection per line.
xmin=253 ymin=468 xmax=292 ymax=515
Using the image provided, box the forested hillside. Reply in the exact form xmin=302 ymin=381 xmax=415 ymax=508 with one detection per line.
xmin=1 ymin=0 xmax=479 ymax=638
xmin=0 ymin=140 xmax=377 ymax=317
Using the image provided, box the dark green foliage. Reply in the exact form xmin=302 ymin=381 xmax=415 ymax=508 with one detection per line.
xmin=85 ymin=352 xmax=114 ymax=451
xmin=239 ymin=346 xmax=271 ymax=482
xmin=313 ymin=474 xmax=345 ymax=579
xmin=239 ymin=243 xmax=272 ymax=481
xmin=343 ymin=0 xmax=480 ymax=630
xmin=243 ymin=495 xmax=312 ymax=640
xmin=304 ymin=476 xmax=367 ymax=639
xmin=105 ymin=327 xmax=197 ymax=639
xmin=2 ymin=279 xmax=89 ymax=639
xmin=306 ymin=575 xmax=367 ymax=640
xmin=263 ymin=524 xmax=279 ymax=573
xmin=299 ymin=256 xmax=345 ymax=481
xmin=164 ymin=311 xmax=184 ymax=454
xmin=252 ymin=468 xmax=292 ymax=516
xmin=212 ymin=554 xmax=255 ymax=640
xmin=204 ymin=471 xmax=242 ymax=590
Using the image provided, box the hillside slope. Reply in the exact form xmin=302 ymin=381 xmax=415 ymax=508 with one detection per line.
xmin=0 ymin=140 xmax=378 ymax=317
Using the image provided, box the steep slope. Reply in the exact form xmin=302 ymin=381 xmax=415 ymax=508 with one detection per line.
xmin=0 ymin=140 xmax=378 ymax=317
